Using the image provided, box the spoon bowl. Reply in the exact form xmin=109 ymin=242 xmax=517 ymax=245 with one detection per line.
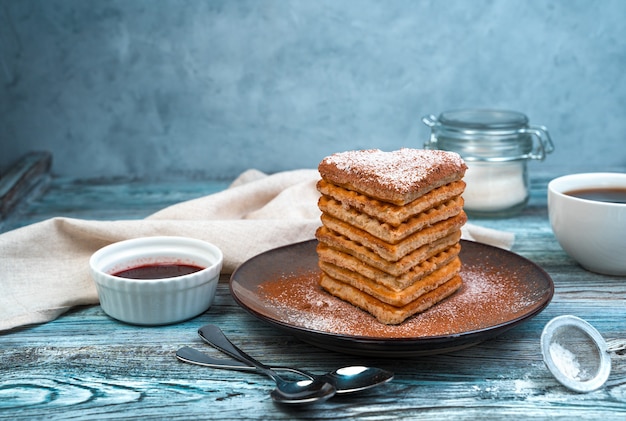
xmin=320 ymin=366 xmax=394 ymax=394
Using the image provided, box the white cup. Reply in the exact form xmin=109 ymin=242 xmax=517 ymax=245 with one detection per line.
xmin=548 ymin=172 xmax=626 ymax=276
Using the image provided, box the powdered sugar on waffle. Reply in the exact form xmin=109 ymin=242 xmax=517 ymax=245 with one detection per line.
xmin=319 ymin=148 xmax=467 ymax=196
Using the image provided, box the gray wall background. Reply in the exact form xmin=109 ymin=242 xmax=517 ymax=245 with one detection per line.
xmin=1 ymin=0 xmax=625 ymax=180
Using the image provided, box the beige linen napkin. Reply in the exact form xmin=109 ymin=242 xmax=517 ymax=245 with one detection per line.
xmin=0 ymin=169 xmax=513 ymax=331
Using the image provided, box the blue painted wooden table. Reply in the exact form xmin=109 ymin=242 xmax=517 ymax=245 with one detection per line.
xmin=1 ymin=171 xmax=625 ymax=420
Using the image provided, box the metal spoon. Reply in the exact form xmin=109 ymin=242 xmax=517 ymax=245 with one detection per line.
xmin=193 ymin=324 xmax=336 ymax=404
xmin=177 ymin=345 xmax=394 ymax=394
xmin=197 ymin=325 xmax=394 ymax=394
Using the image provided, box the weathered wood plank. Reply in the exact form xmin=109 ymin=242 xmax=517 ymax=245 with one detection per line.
xmin=0 ymin=151 xmax=51 ymax=220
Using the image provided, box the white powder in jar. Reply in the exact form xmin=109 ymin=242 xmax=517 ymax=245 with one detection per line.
xmin=462 ymin=161 xmax=527 ymax=211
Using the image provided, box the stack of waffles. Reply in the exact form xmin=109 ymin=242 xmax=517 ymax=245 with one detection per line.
xmin=315 ymin=148 xmax=468 ymax=325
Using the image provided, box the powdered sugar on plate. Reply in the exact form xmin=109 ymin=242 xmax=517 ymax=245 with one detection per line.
xmin=257 ymin=257 xmax=543 ymax=339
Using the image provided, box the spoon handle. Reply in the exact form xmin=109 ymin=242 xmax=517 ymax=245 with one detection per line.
xmin=198 ymin=324 xmax=273 ymax=373
xmin=176 ymin=346 xmax=314 ymax=379
xmin=176 ymin=346 xmax=256 ymax=371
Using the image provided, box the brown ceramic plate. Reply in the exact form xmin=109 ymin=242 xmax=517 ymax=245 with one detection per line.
xmin=230 ymin=239 xmax=554 ymax=357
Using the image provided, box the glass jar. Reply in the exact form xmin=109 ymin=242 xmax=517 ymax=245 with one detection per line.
xmin=422 ymin=109 xmax=554 ymax=217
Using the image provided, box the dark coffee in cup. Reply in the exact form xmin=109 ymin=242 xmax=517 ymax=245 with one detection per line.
xmin=565 ymin=187 xmax=626 ymax=204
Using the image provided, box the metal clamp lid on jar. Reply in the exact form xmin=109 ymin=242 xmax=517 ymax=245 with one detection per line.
xmin=422 ymin=109 xmax=554 ymax=162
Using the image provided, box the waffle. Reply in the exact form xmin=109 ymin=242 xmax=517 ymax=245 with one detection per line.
xmin=319 ymin=257 xmax=461 ymax=307
xmin=318 ymin=148 xmax=467 ymax=205
xmin=317 ymin=241 xmax=461 ymax=291
xmin=319 ymin=273 xmax=464 ymax=325
xmin=315 ymin=227 xmax=462 ymax=276
xmin=320 ymin=212 xmax=467 ymax=262
xmin=318 ymin=195 xmax=464 ymax=243
xmin=317 ymin=179 xmax=466 ymax=226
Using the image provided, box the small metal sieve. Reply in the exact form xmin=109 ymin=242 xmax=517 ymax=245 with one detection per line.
xmin=541 ymin=315 xmax=611 ymax=393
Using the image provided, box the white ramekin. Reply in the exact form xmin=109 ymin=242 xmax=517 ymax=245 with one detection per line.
xmin=90 ymin=236 xmax=223 ymax=325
